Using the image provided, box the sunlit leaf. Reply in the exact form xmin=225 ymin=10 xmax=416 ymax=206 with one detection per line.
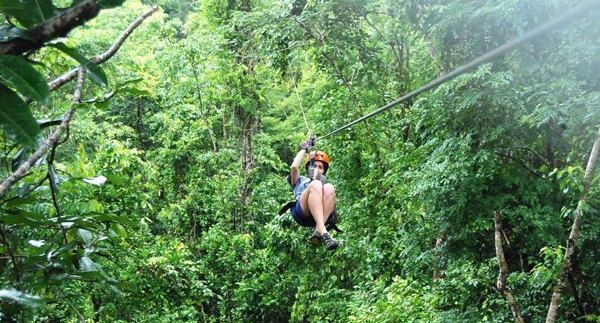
xmin=111 ymin=223 xmax=127 ymax=237
xmin=77 ymin=228 xmax=94 ymax=246
xmin=105 ymin=174 xmax=125 ymax=186
xmin=79 ymin=256 xmax=95 ymax=271
xmin=0 ymin=289 xmax=43 ymax=308
xmin=83 ymin=175 xmax=107 ymax=186
xmin=28 ymin=239 xmax=45 ymax=247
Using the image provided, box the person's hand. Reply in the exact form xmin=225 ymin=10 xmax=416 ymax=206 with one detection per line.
xmin=299 ymin=136 xmax=314 ymax=151
xmin=307 ymin=168 xmax=327 ymax=184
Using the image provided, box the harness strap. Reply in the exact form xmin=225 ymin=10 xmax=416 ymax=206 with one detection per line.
xmin=327 ymin=223 xmax=343 ymax=233
xmin=278 ymin=201 xmax=296 ymax=215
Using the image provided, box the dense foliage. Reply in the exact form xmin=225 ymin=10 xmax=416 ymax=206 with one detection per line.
xmin=1 ymin=0 xmax=599 ymax=321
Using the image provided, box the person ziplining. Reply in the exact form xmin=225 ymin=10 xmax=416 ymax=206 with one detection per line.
xmin=285 ymin=136 xmax=339 ymax=250
xmin=277 ymin=0 xmax=598 ymax=251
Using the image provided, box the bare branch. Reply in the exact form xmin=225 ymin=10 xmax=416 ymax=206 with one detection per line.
xmin=47 ymin=6 xmax=159 ymax=92
xmin=546 ymin=126 xmax=600 ymax=323
xmin=494 ymin=211 xmax=525 ymax=323
xmin=0 ymin=68 xmax=84 ymax=197
xmin=0 ymin=0 xmax=100 ymax=55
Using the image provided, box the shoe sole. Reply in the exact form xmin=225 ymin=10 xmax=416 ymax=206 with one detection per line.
xmin=325 ymin=241 xmax=339 ymax=250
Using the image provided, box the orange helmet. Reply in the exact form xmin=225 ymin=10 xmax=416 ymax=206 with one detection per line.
xmin=304 ymin=150 xmax=330 ymax=174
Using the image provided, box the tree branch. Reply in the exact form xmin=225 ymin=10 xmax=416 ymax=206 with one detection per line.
xmin=47 ymin=6 xmax=159 ymax=92
xmin=546 ymin=126 xmax=600 ymax=323
xmin=0 ymin=0 xmax=100 ymax=55
xmin=494 ymin=211 xmax=525 ymax=323
xmin=495 ymin=151 xmax=543 ymax=177
xmin=0 ymin=68 xmax=85 ymax=197
xmin=0 ymin=7 xmax=158 ymax=196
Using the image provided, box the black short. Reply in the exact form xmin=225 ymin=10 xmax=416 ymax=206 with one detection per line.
xmin=290 ymin=200 xmax=335 ymax=227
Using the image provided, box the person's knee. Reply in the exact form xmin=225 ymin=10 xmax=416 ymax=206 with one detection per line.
xmin=323 ymin=183 xmax=335 ymax=199
xmin=309 ymin=180 xmax=323 ymax=193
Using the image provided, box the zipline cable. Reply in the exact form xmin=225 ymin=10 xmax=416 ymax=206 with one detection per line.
xmin=293 ymin=76 xmax=312 ymax=134
xmin=316 ymin=0 xmax=600 ymax=141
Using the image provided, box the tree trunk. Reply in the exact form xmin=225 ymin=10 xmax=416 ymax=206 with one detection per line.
xmin=546 ymin=126 xmax=600 ymax=323
xmin=494 ymin=211 xmax=525 ymax=323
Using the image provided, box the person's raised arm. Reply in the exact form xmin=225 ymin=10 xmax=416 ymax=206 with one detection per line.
xmin=290 ymin=137 xmax=313 ymax=185
xmin=290 ymin=150 xmax=305 ymax=185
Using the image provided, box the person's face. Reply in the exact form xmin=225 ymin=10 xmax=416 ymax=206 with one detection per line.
xmin=313 ymin=161 xmax=326 ymax=175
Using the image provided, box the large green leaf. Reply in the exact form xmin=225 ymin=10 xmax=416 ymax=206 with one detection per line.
xmin=0 ymin=55 xmax=50 ymax=104
xmin=50 ymin=43 xmax=107 ymax=86
xmin=0 ymin=209 xmax=49 ymax=226
xmin=0 ymin=84 xmax=41 ymax=148
xmin=11 ymin=146 xmax=31 ymax=171
xmin=0 ymin=0 xmax=58 ymax=28
xmin=0 ymin=289 xmax=43 ymax=308
xmin=48 ymin=163 xmax=61 ymax=192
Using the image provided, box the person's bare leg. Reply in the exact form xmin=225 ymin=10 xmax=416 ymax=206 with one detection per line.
xmin=299 ymin=181 xmax=327 ymax=233
xmin=322 ymin=183 xmax=336 ymax=224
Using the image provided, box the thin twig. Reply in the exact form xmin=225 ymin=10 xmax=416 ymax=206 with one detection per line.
xmin=47 ymin=6 xmax=159 ymax=92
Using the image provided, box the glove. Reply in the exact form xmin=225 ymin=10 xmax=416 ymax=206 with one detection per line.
xmin=299 ymin=136 xmax=314 ymax=151
xmin=307 ymin=168 xmax=327 ymax=184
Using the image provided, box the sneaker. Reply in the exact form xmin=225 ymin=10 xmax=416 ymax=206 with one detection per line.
xmin=321 ymin=232 xmax=339 ymax=250
xmin=308 ymin=231 xmax=323 ymax=246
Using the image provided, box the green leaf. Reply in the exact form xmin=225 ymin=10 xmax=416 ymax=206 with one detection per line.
xmin=77 ymin=228 xmax=94 ymax=246
xmin=4 ymin=196 xmax=35 ymax=208
xmin=38 ymin=117 xmax=63 ymax=129
xmin=28 ymin=0 xmax=58 ymax=24
xmin=119 ymin=87 xmax=150 ymax=96
xmin=17 ymin=181 xmax=30 ymax=197
xmin=0 ymin=55 xmax=50 ymax=104
xmin=0 ymin=84 xmax=41 ymax=148
xmin=11 ymin=147 xmax=31 ymax=171
xmin=98 ymin=0 xmax=125 ymax=9
xmin=111 ymin=223 xmax=127 ymax=237
xmin=0 ymin=209 xmax=49 ymax=226
xmin=79 ymin=256 xmax=95 ymax=271
xmin=48 ymin=163 xmax=61 ymax=193
xmin=0 ymin=289 xmax=44 ymax=308
xmin=82 ymin=175 xmax=107 ymax=186
xmin=0 ymin=0 xmax=58 ymax=28
xmin=105 ymin=174 xmax=125 ymax=186
xmin=50 ymin=43 xmax=107 ymax=86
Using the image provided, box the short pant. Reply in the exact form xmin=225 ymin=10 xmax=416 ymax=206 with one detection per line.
xmin=290 ymin=199 xmax=335 ymax=227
